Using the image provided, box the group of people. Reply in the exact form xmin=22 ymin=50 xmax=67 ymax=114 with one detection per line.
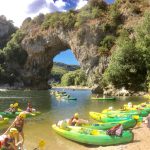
xmin=0 ymin=112 xmax=25 ymax=149
xmin=0 ymin=102 xmax=36 ymax=149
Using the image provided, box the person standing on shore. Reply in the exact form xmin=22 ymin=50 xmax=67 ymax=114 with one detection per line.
xmin=146 ymin=114 xmax=150 ymax=130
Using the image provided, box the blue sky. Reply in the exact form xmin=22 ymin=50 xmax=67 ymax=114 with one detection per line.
xmin=54 ymin=49 xmax=79 ymax=65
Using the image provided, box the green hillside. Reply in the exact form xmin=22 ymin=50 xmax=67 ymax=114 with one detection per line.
xmin=50 ymin=62 xmax=80 ymax=84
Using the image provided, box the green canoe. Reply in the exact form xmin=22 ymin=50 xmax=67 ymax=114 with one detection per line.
xmin=89 ymin=112 xmax=142 ymax=122
xmin=62 ymin=96 xmax=77 ymax=100
xmin=0 ymin=118 xmax=9 ymax=126
xmin=0 ymin=111 xmax=41 ymax=118
xmin=102 ymin=109 xmax=148 ymax=117
xmin=91 ymin=97 xmax=116 ymax=100
xmin=84 ymin=119 xmax=137 ymax=130
xmin=52 ymin=124 xmax=134 ymax=146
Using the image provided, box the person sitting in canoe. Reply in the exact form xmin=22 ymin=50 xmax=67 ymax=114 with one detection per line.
xmin=68 ymin=113 xmax=89 ymax=126
xmin=5 ymin=104 xmax=17 ymax=113
xmin=1 ymin=128 xmax=23 ymax=150
xmin=26 ymin=102 xmax=36 ymax=113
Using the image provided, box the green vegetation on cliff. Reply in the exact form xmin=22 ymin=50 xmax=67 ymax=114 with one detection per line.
xmin=102 ymin=12 xmax=150 ymax=91
xmin=0 ymin=30 xmax=27 ymax=85
xmin=0 ymin=15 xmax=17 ymax=49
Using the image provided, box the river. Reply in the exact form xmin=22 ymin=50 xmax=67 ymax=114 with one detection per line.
xmin=0 ymin=88 xmax=147 ymax=150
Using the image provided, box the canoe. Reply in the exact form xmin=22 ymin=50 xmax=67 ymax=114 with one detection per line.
xmin=62 ymin=96 xmax=77 ymax=100
xmin=89 ymin=112 xmax=142 ymax=122
xmin=84 ymin=119 xmax=137 ymax=130
xmin=0 ymin=118 xmax=9 ymax=126
xmin=0 ymin=111 xmax=41 ymax=118
xmin=102 ymin=109 xmax=148 ymax=117
xmin=52 ymin=124 xmax=134 ymax=146
xmin=91 ymin=97 xmax=115 ymax=100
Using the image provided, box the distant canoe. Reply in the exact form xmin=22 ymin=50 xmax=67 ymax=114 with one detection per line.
xmin=91 ymin=97 xmax=116 ymax=100
xmin=62 ymin=96 xmax=77 ymax=100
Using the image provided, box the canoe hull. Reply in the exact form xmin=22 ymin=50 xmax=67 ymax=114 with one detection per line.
xmin=52 ymin=124 xmax=134 ymax=146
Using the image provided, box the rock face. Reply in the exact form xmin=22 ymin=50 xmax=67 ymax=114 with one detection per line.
xmin=0 ymin=15 xmax=17 ymax=48
xmin=21 ymin=23 xmax=106 ymax=91
xmin=19 ymin=0 xmax=149 ymax=92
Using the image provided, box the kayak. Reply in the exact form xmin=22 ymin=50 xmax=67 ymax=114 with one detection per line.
xmin=91 ymin=97 xmax=115 ymax=100
xmin=123 ymin=105 xmax=150 ymax=115
xmin=0 ymin=111 xmax=41 ymax=118
xmin=102 ymin=109 xmax=148 ymax=117
xmin=52 ymin=124 xmax=134 ymax=146
xmin=0 ymin=118 xmax=9 ymax=126
xmin=89 ymin=112 xmax=142 ymax=122
xmin=62 ymin=96 xmax=77 ymax=100
xmin=84 ymin=119 xmax=137 ymax=130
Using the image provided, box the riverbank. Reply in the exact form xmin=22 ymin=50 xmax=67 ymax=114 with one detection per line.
xmin=53 ymin=86 xmax=92 ymax=90
xmin=92 ymin=123 xmax=149 ymax=150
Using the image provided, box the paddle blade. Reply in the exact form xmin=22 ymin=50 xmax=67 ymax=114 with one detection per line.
xmin=136 ymin=121 xmax=142 ymax=127
xmin=38 ymin=140 xmax=46 ymax=149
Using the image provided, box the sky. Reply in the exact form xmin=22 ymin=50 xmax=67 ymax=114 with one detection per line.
xmin=0 ymin=0 xmax=114 ymax=65
xmin=54 ymin=49 xmax=79 ymax=65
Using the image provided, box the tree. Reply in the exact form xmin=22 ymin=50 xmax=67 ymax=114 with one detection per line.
xmin=135 ymin=12 xmax=150 ymax=90
xmin=61 ymin=70 xmax=87 ymax=86
xmin=102 ymin=31 xmax=147 ymax=90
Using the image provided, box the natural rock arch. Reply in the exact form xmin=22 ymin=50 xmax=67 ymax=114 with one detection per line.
xmin=21 ymin=23 xmax=107 ymax=93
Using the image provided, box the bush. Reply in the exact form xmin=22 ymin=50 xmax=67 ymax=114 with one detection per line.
xmin=89 ymin=0 xmax=107 ymax=10
xmin=100 ymin=35 xmax=115 ymax=49
xmin=42 ymin=11 xmax=76 ymax=30
xmin=3 ymin=30 xmax=28 ymax=66
xmin=61 ymin=70 xmax=87 ymax=86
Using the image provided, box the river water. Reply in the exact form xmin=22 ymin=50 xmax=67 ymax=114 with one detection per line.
xmin=0 ymin=88 xmax=147 ymax=150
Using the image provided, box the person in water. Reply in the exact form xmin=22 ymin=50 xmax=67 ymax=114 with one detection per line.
xmin=1 ymin=128 xmax=23 ymax=150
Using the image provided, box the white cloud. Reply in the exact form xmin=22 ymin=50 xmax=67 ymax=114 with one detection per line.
xmin=76 ymin=0 xmax=88 ymax=10
xmin=0 ymin=0 xmax=87 ymax=27
xmin=0 ymin=0 xmax=34 ymax=27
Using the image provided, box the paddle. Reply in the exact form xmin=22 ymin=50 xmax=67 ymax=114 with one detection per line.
xmin=136 ymin=121 xmax=142 ymax=127
xmin=33 ymin=140 xmax=46 ymax=150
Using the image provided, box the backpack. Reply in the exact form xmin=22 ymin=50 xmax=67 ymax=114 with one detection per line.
xmin=115 ymin=125 xmax=123 ymax=136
